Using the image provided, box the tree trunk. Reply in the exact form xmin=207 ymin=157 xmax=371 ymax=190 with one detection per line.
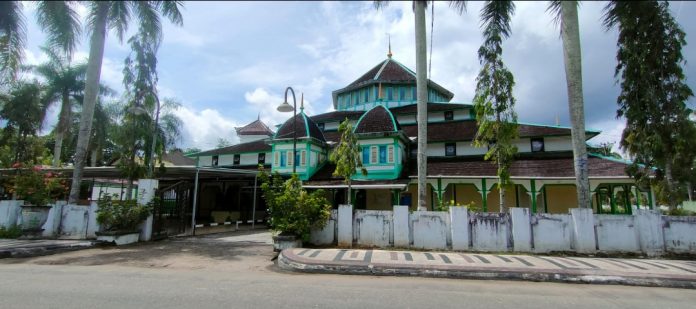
xmin=499 ymin=160 xmax=507 ymax=213
xmin=52 ymin=91 xmax=71 ymax=167
xmin=560 ymin=2 xmax=591 ymax=209
xmin=415 ymin=1 xmax=428 ymax=210
xmin=68 ymin=3 xmax=108 ymax=203
xmin=664 ymin=158 xmax=677 ymax=208
xmin=90 ymin=146 xmax=98 ymax=167
xmin=687 ymin=182 xmax=693 ymax=202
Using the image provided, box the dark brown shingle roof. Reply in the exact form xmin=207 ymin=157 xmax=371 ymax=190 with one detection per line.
xmin=275 ymin=113 xmax=326 ymax=142
xmin=309 ymin=110 xmax=364 ymax=123
xmin=193 ymin=140 xmax=271 ymax=156
xmin=355 ymin=105 xmax=400 ymax=134
xmin=407 ymin=155 xmax=631 ymax=178
xmin=235 ymin=119 xmax=273 ymax=136
xmin=390 ymin=102 xmax=472 ymax=114
xmin=162 ymin=151 xmax=196 ymax=166
xmin=400 ymin=121 xmax=588 ymax=143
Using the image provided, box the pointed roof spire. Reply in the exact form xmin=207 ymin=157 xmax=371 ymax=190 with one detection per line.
xmin=300 ymin=92 xmax=305 ymax=112
xmin=257 ymin=112 xmax=260 ymax=121
xmin=387 ymin=33 xmax=392 ymax=58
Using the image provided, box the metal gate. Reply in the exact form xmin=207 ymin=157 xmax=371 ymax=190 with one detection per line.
xmin=152 ymin=181 xmax=192 ymax=239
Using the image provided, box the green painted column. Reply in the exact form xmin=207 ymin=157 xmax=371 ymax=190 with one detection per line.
xmin=595 ymin=190 xmax=601 ymax=214
xmin=437 ymin=178 xmax=444 ymax=208
xmin=634 ymin=185 xmax=641 ymax=210
xmin=624 ymin=185 xmax=632 ymax=215
xmin=609 ymin=185 xmax=617 ymax=214
xmin=530 ymin=179 xmax=537 ymax=214
xmin=481 ymin=178 xmax=488 ymax=212
xmin=648 ymin=189 xmax=654 ymax=210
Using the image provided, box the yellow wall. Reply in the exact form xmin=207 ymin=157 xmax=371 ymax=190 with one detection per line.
xmin=441 ymin=184 xmax=483 ymax=210
xmin=544 ymin=185 xmax=578 ymax=214
xmin=485 ymin=185 xmax=517 ymax=212
xmin=366 ymin=189 xmax=393 ymax=210
xmin=405 ymin=184 xmax=435 ymax=210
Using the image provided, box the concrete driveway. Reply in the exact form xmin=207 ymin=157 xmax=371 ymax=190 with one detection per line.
xmin=0 ymin=229 xmax=275 ymax=271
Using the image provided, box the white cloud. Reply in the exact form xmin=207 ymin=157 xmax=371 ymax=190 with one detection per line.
xmin=173 ymin=106 xmax=240 ymax=150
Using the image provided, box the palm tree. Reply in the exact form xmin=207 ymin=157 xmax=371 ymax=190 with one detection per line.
xmin=548 ymin=1 xmax=591 ymax=209
xmin=29 ymin=46 xmax=87 ymax=167
xmin=0 ymin=1 xmax=81 ymax=85
xmin=68 ymin=1 xmax=183 ymax=203
xmin=374 ymin=1 xmax=465 ymax=210
xmin=0 ymin=80 xmax=46 ymax=164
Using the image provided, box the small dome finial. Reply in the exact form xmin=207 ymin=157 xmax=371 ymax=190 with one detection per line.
xmin=387 ymin=33 xmax=392 ymax=58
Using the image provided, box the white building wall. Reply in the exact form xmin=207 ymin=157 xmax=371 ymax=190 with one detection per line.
xmin=238 ymin=135 xmax=269 ymax=143
xmin=544 ymin=136 xmax=572 ymax=152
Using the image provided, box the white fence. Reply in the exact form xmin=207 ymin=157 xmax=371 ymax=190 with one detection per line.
xmin=310 ymin=205 xmax=696 ymax=256
xmin=0 ymin=178 xmax=158 ymax=241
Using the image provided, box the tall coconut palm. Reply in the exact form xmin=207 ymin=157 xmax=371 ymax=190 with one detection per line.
xmin=548 ymin=1 xmax=591 ymax=209
xmin=68 ymin=1 xmax=183 ymax=203
xmin=29 ymin=46 xmax=87 ymax=167
xmin=374 ymin=1 xmax=466 ymax=210
xmin=0 ymin=1 xmax=81 ymax=85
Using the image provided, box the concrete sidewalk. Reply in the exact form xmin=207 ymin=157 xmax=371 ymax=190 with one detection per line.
xmin=0 ymin=239 xmax=96 ymax=259
xmin=278 ymin=248 xmax=696 ymax=289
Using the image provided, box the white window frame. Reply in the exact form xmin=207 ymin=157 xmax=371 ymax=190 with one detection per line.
xmin=370 ymin=146 xmax=378 ymax=164
xmin=387 ymin=145 xmax=395 ymax=163
xmin=300 ymin=150 xmax=306 ymax=166
xmin=287 ymin=151 xmax=293 ymax=167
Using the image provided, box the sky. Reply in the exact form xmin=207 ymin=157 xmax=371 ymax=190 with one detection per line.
xmin=19 ymin=1 xmax=696 ymax=153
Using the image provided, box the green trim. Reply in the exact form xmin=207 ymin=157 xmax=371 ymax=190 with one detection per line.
xmin=481 ymin=178 xmax=488 ymax=212
xmin=516 ymin=121 xmax=602 ymax=135
xmin=436 ymin=178 xmax=443 ymax=208
xmin=634 ymin=185 xmax=641 ymax=209
xmin=595 ymin=190 xmax=601 ymax=214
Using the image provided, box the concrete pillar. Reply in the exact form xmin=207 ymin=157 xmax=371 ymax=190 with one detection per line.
xmin=137 ymin=179 xmax=159 ymax=242
xmin=570 ymin=208 xmax=596 ymax=253
xmin=635 ymin=209 xmax=665 ymax=257
xmin=510 ymin=208 xmax=532 ymax=252
xmin=41 ymin=201 xmax=66 ymax=237
xmin=393 ymin=205 xmax=410 ymax=247
xmin=337 ymin=204 xmax=353 ymax=247
xmin=0 ymin=200 xmax=23 ymax=228
xmin=449 ymin=206 xmax=470 ymax=251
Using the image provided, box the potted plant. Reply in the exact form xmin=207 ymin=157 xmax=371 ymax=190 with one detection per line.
xmin=95 ymin=194 xmax=153 ymax=245
xmin=259 ymin=167 xmax=331 ymax=251
xmin=10 ymin=164 xmax=68 ymax=235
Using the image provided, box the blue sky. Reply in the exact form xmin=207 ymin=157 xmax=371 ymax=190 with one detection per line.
xmin=20 ymin=1 xmax=696 ymax=152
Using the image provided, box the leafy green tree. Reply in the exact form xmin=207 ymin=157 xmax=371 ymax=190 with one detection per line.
xmin=0 ymin=1 xmax=81 ymax=85
xmin=472 ymin=1 xmax=517 ymax=213
xmin=330 ymin=118 xmax=367 ymax=206
xmin=28 ymin=46 xmax=87 ymax=167
xmin=259 ymin=169 xmax=331 ymax=241
xmin=69 ymin=1 xmax=184 ymax=203
xmin=587 ymin=142 xmax=621 ymax=159
xmin=0 ymin=80 xmax=47 ymax=164
xmin=603 ymin=1 xmax=696 ymax=208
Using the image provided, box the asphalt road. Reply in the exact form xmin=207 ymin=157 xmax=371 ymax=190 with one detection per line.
xmin=0 ymin=230 xmax=694 ymax=309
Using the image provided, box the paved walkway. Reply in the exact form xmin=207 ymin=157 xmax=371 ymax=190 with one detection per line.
xmin=0 ymin=239 xmax=95 ymax=258
xmin=279 ymin=248 xmax=696 ymax=289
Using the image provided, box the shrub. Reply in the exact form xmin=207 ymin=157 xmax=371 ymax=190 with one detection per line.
xmin=0 ymin=225 xmax=22 ymax=239
xmin=259 ymin=168 xmax=331 ymax=241
xmin=96 ymin=194 xmax=153 ymax=232
xmin=9 ymin=164 xmax=68 ymax=205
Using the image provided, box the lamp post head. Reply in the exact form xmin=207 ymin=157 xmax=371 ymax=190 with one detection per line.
xmin=127 ymin=105 xmax=148 ymax=116
xmin=277 ymin=101 xmax=294 ymax=113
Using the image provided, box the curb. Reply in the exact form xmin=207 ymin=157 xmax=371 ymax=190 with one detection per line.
xmin=277 ymin=250 xmax=696 ymax=289
xmin=0 ymin=242 xmax=97 ymax=259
